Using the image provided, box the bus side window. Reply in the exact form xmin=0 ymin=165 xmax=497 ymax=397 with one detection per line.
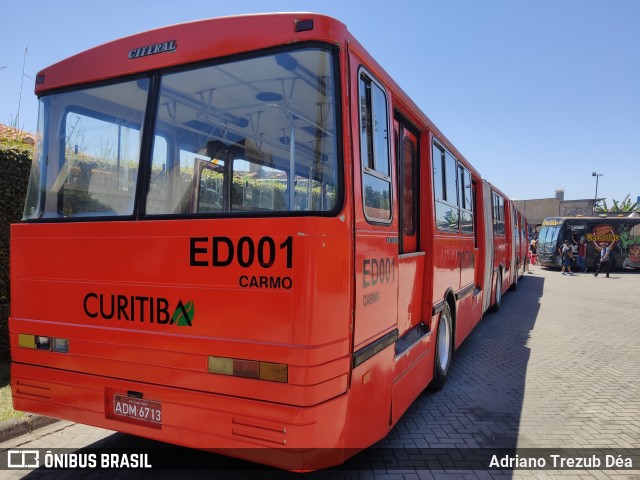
xmin=433 ymin=141 xmax=460 ymax=233
xmin=493 ymin=192 xmax=505 ymax=236
xmin=359 ymin=70 xmax=391 ymax=223
xmin=459 ymin=165 xmax=473 ymax=234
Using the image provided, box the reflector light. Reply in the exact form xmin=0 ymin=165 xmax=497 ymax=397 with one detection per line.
xmin=208 ymin=356 xmax=288 ymax=383
xmin=18 ymin=334 xmax=69 ymax=353
xmin=234 ymin=359 xmax=260 ymax=378
xmin=208 ymin=356 xmax=233 ymax=376
xmin=52 ymin=338 xmax=70 ymax=353
xmin=295 ymin=19 xmax=314 ymax=32
xmin=35 ymin=336 xmax=51 ymax=350
xmin=260 ymin=362 xmax=288 ymax=383
xmin=18 ymin=334 xmax=35 ymax=349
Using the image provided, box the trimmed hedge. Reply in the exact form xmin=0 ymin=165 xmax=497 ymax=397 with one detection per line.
xmin=0 ymin=145 xmax=32 ymax=357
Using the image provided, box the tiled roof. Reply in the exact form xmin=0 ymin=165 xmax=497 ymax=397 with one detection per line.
xmin=0 ymin=124 xmax=35 ymax=145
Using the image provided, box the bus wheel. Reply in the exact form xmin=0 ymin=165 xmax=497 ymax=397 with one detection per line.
xmin=430 ymin=303 xmax=453 ymax=391
xmin=509 ymin=267 xmax=518 ymax=291
xmin=489 ymin=271 xmax=502 ymax=313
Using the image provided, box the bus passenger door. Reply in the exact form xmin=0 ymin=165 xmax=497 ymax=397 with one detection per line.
xmin=394 ymin=119 xmax=424 ymax=336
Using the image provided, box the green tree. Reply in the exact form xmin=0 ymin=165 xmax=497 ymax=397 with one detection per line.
xmin=0 ymin=139 xmax=33 ymax=358
xmin=596 ymin=195 xmax=639 ymax=213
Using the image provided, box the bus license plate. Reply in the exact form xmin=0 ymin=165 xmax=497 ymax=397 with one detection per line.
xmin=113 ymin=394 xmax=162 ymax=425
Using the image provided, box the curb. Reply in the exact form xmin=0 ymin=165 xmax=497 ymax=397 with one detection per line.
xmin=0 ymin=414 xmax=59 ymax=443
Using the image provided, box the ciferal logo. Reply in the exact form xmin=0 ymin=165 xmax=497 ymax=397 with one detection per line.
xmin=83 ymin=293 xmax=194 ymax=327
xmin=128 ymin=40 xmax=177 ymax=59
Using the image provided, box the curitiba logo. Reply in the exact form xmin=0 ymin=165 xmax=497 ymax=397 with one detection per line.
xmin=83 ymin=293 xmax=195 ymax=327
xmin=171 ymin=299 xmax=195 ymax=327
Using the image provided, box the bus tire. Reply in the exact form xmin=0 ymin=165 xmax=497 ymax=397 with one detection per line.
xmin=489 ymin=271 xmax=502 ymax=313
xmin=430 ymin=302 xmax=453 ymax=392
xmin=509 ymin=266 xmax=518 ymax=291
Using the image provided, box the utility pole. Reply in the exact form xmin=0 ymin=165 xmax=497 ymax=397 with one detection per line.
xmin=591 ymin=171 xmax=603 ymax=213
xmin=16 ymin=47 xmax=28 ymax=128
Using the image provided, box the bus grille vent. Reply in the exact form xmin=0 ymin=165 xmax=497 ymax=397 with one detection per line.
xmin=231 ymin=417 xmax=287 ymax=446
xmin=15 ymin=380 xmax=52 ymax=399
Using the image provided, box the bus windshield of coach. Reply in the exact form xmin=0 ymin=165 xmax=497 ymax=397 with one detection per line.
xmin=23 ymin=47 xmax=339 ymax=220
xmin=538 ymin=224 xmax=561 ymax=253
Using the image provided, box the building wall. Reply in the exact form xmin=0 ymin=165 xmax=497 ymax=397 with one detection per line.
xmin=514 ymin=198 xmax=594 ymax=229
xmin=514 ymin=198 xmax=560 ymax=227
xmin=559 ymin=200 xmax=594 ymax=218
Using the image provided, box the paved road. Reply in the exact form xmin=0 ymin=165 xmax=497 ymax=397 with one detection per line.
xmin=1 ymin=265 xmax=639 ymax=479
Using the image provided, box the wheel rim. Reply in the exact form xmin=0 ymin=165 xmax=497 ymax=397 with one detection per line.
xmin=496 ymin=274 xmax=502 ymax=304
xmin=438 ymin=311 xmax=451 ymax=371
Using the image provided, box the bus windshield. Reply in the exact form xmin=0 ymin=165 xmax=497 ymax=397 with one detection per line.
xmin=538 ymin=224 xmax=560 ymax=253
xmin=24 ymin=47 xmax=339 ymax=219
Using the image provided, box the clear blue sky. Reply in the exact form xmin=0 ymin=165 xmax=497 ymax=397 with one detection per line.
xmin=1 ymin=0 xmax=638 ymax=204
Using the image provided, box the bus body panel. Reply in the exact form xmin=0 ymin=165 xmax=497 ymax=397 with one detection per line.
xmin=390 ymin=332 xmax=434 ymax=425
xmin=352 ymin=232 xmax=399 ymax=351
xmin=396 ymin=253 xmax=426 ymax=337
xmin=344 ymin=345 xmax=395 ymax=447
xmin=35 ymin=14 xmax=349 ymax=95
xmin=11 ymin=217 xmax=353 ymax=407
xmin=432 ymin=235 xmax=462 ymax=300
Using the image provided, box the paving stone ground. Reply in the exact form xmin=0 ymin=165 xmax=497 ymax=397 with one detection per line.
xmin=1 ymin=265 xmax=639 ymax=479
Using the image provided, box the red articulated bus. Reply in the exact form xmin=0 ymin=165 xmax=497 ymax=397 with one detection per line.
xmin=512 ymin=199 xmax=530 ymax=284
xmin=10 ymin=13 xmax=526 ymax=471
xmin=487 ymin=184 xmax=529 ymax=309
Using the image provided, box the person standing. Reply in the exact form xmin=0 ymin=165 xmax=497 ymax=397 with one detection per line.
xmin=594 ymin=245 xmax=611 ymax=278
xmin=559 ymin=240 xmax=574 ymax=275
xmin=529 ymin=237 xmax=538 ymax=267
xmin=576 ymin=238 xmax=587 ymax=273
